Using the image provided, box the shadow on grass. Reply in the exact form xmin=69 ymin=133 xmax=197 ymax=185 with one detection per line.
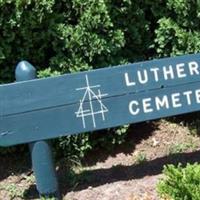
xmin=58 ymin=150 xmax=200 ymax=194
xmin=0 ymin=150 xmax=31 ymax=181
xmin=23 ymin=185 xmax=39 ymax=199
xmin=83 ymin=121 xmax=160 ymax=166
xmin=2 ymin=119 xmax=200 ymax=198
xmin=0 ymin=121 xmax=159 ymax=182
xmin=22 ymin=149 xmax=200 ymax=198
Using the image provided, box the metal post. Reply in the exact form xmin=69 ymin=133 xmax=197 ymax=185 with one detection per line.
xmin=15 ymin=61 xmax=60 ymax=199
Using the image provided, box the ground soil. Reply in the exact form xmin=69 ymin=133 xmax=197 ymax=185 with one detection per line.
xmin=1 ymin=119 xmax=200 ymax=200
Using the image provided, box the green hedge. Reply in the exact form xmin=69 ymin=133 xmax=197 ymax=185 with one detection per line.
xmin=1 ymin=0 xmax=200 ymax=159
xmin=157 ymin=163 xmax=200 ymax=200
xmin=154 ymin=0 xmax=200 ymax=57
xmin=0 ymin=0 xmax=152 ymax=83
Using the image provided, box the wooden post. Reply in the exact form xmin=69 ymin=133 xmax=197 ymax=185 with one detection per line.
xmin=15 ymin=61 xmax=60 ymax=199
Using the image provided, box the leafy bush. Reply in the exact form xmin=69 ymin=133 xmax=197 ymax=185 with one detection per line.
xmin=157 ymin=163 xmax=200 ymax=200
xmin=153 ymin=0 xmax=200 ymax=136
xmin=53 ymin=125 xmax=129 ymax=160
xmin=154 ymin=0 xmax=200 ymax=57
xmin=0 ymin=0 xmax=152 ymax=84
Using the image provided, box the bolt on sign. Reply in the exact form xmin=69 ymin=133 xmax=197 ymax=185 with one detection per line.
xmin=1 ymin=53 xmax=200 ymax=147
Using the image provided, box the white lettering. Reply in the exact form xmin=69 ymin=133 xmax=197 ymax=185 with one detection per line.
xmin=155 ymin=95 xmax=169 ymax=110
xmin=189 ymin=61 xmax=199 ymax=75
xmin=171 ymin=93 xmax=182 ymax=108
xmin=195 ymin=89 xmax=200 ymax=103
xmin=129 ymin=100 xmax=140 ymax=115
xmin=143 ymin=98 xmax=153 ymax=113
xmin=150 ymin=68 xmax=160 ymax=82
xmin=137 ymin=70 xmax=148 ymax=84
xmin=163 ymin=65 xmax=174 ymax=80
xmin=176 ymin=63 xmax=186 ymax=78
xmin=183 ymin=91 xmax=192 ymax=105
xmin=125 ymin=72 xmax=136 ymax=87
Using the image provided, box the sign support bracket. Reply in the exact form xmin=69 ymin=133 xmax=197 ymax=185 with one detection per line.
xmin=15 ymin=61 xmax=60 ymax=199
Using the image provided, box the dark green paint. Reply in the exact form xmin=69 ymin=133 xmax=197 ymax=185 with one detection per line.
xmin=1 ymin=54 xmax=200 ymax=146
xmin=16 ymin=61 xmax=60 ymax=199
xmin=1 ymin=54 xmax=200 ymax=199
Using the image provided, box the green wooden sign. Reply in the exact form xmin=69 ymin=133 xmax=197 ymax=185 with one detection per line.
xmin=2 ymin=53 xmax=200 ymax=198
xmin=1 ymin=53 xmax=200 ymax=147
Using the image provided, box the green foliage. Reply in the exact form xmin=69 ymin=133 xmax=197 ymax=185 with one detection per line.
xmin=0 ymin=183 xmax=24 ymax=199
xmin=40 ymin=196 xmax=57 ymax=200
xmin=135 ymin=152 xmax=147 ymax=164
xmin=0 ymin=144 xmax=26 ymax=156
xmin=188 ymin=119 xmax=200 ymax=135
xmin=0 ymin=0 xmax=152 ymax=84
xmin=37 ymin=68 xmax=61 ymax=78
xmin=53 ymin=133 xmax=92 ymax=160
xmin=53 ymin=125 xmax=129 ymax=160
xmin=157 ymin=163 xmax=200 ymax=200
xmin=154 ymin=0 xmax=200 ymax=57
xmin=64 ymin=165 xmax=93 ymax=189
xmin=168 ymin=142 xmax=197 ymax=154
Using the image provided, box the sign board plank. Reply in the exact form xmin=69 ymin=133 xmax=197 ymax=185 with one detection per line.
xmin=1 ymin=80 xmax=200 ymax=146
xmin=1 ymin=53 xmax=200 ymax=146
xmin=1 ymin=53 xmax=200 ymax=117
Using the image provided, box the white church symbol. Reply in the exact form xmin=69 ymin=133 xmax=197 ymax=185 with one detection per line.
xmin=75 ymin=75 xmax=109 ymax=128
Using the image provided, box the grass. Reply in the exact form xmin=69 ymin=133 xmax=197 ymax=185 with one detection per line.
xmin=41 ymin=197 xmax=57 ymax=200
xmin=168 ymin=142 xmax=197 ymax=155
xmin=0 ymin=183 xmax=24 ymax=199
xmin=188 ymin=119 xmax=200 ymax=135
xmin=135 ymin=152 xmax=147 ymax=164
